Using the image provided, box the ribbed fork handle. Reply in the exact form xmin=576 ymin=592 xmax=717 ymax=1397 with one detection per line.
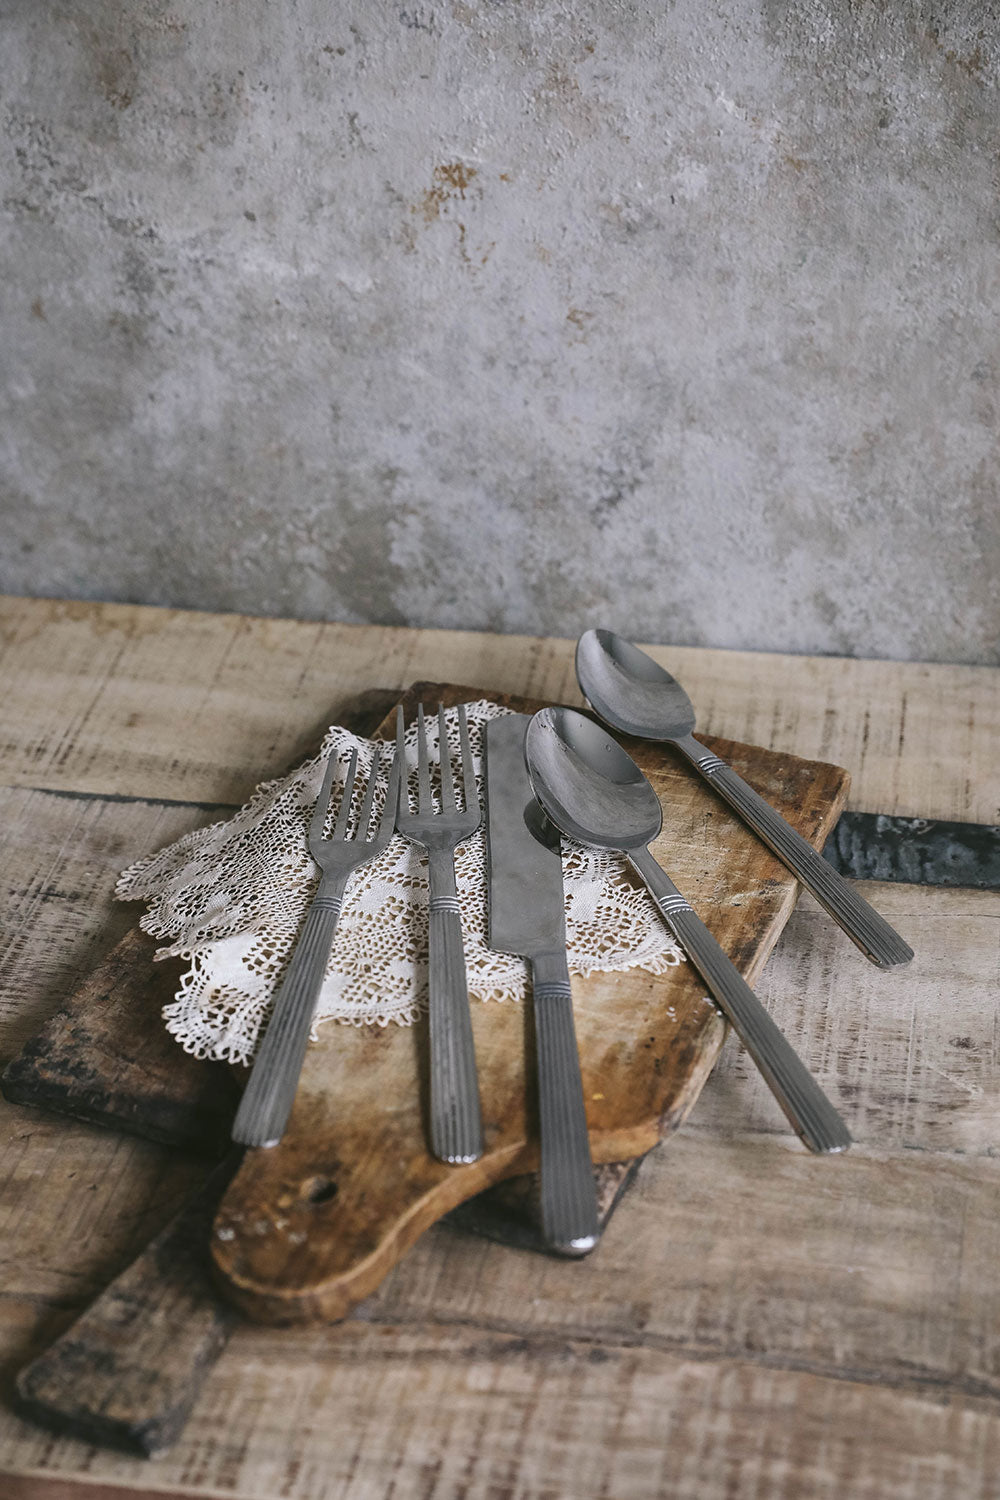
xmin=232 ymin=871 xmax=348 ymax=1149
xmin=426 ymin=850 xmax=484 ymax=1164
xmin=531 ymin=951 xmax=600 ymax=1255
xmin=629 ymin=846 xmax=852 ymax=1154
xmin=672 ymin=733 xmax=912 ymax=969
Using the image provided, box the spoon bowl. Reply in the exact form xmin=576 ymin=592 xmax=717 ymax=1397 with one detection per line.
xmin=576 ymin=628 xmax=695 ymax=740
xmin=524 ymin=706 xmax=662 ymax=850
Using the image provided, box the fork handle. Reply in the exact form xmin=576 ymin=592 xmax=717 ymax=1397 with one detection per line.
xmin=671 ymin=733 xmax=913 ymax=969
xmin=531 ymin=951 xmax=600 ymax=1256
xmin=427 ymin=852 xmax=484 ymax=1164
xmin=629 ymin=846 xmax=852 ymax=1154
xmin=232 ymin=872 xmax=348 ymax=1149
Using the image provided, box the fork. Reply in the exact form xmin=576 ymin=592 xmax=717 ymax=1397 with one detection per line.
xmin=395 ymin=703 xmax=484 ymax=1164
xmin=232 ymin=741 xmax=400 ymax=1149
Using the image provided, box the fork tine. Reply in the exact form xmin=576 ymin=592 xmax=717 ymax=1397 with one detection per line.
xmin=437 ymin=704 xmax=456 ymax=812
xmin=378 ymin=745 xmax=402 ymax=840
xmin=416 ymin=704 xmax=433 ymax=812
xmin=309 ymin=746 xmax=342 ymax=852
xmin=395 ymin=705 xmax=408 ymax=812
xmin=458 ymin=702 xmax=475 ymax=816
xmin=356 ymin=743 xmax=383 ymax=838
xmin=332 ymin=749 xmax=358 ymax=839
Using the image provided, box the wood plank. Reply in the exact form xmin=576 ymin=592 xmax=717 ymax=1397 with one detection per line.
xmin=4 ymin=1292 xmax=1000 ymax=1499
xmin=0 ymin=1479 xmax=206 ymax=1500
xmin=2 ymin=930 xmax=237 ymax=1152
xmin=0 ymin=599 xmax=581 ymax=805
xmin=0 ymin=688 xmax=399 ymax=1141
xmin=0 ymin=1107 xmax=204 ymax=1309
xmin=0 ymin=597 xmax=996 ymax=1497
xmin=14 ymin=1155 xmax=242 ymax=1460
xmin=6 ymin=783 xmax=988 ymax=1172
xmin=363 ymin=1131 xmax=1000 ymax=1403
xmin=1 ymin=596 xmax=997 ymax=822
xmin=3 ymin=880 xmax=992 ymax=1493
xmin=1 ymin=882 xmax=995 ymax=1356
xmin=657 ymin=644 xmax=1000 ymax=825
xmin=693 ymin=881 xmax=1000 ymax=1155
xmin=2 ymin=882 xmax=994 ymax=1320
xmin=0 ymin=784 xmax=225 ymax=1062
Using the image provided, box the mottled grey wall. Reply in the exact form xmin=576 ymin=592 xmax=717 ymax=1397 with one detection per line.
xmin=2 ymin=2 xmax=998 ymax=663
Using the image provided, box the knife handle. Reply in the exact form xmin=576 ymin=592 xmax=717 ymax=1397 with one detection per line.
xmin=672 ymin=733 xmax=913 ymax=969
xmin=531 ymin=956 xmax=600 ymax=1256
xmin=629 ymin=846 xmax=852 ymax=1155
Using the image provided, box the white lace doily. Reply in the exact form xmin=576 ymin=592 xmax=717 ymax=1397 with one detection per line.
xmin=117 ymin=701 xmax=686 ymax=1065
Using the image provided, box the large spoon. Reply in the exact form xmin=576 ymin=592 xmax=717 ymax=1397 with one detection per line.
xmin=524 ymin=707 xmax=852 ymax=1154
xmin=576 ymin=629 xmax=912 ymax=970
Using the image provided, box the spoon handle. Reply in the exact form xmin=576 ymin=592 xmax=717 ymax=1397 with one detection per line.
xmin=531 ymin=952 xmax=600 ymax=1257
xmin=628 ymin=846 xmax=852 ymax=1154
xmin=671 ymin=733 xmax=912 ymax=969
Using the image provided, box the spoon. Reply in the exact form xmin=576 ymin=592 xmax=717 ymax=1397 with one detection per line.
xmin=524 ymin=707 xmax=852 ymax=1154
xmin=576 ymin=629 xmax=912 ymax=970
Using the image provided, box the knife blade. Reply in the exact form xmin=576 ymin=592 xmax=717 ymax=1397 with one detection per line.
xmin=485 ymin=713 xmax=599 ymax=1255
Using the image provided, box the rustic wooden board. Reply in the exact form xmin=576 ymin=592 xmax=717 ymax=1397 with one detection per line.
xmin=2 ymin=676 xmax=849 ymax=1459
xmin=211 ymin=683 xmax=850 ymax=1324
xmin=14 ymin=1153 xmax=243 ymax=1459
xmin=1 ymin=685 xmax=663 ymax=1454
xmin=0 ymin=683 xmax=643 ymax=1253
xmin=1 ymin=930 xmax=239 ymax=1153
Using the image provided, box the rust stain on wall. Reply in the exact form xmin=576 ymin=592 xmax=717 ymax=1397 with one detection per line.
xmin=414 ymin=162 xmax=478 ymax=225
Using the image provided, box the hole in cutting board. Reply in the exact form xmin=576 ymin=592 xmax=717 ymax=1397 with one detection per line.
xmin=301 ymin=1175 xmax=339 ymax=1206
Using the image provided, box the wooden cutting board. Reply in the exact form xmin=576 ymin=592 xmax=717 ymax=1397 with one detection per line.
xmin=5 ymin=685 xmax=660 ymax=1453
xmin=6 ymin=681 xmax=849 ymax=1452
xmin=211 ymin=684 xmax=850 ymax=1324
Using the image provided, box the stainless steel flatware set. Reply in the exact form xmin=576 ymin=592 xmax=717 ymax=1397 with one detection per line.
xmin=235 ymin=639 xmax=913 ymax=1255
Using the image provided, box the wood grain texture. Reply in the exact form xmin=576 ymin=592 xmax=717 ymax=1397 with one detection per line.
xmin=2 ymin=930 xmax=238 ymax=1152
xmin=211 ymin=683 xmax=850 ymax=1324
xmin=1 ymin=596 xmax=999 ymax=1499
xmin=1 ymin=596 xmax=997 ymax=821
xmin=0 ymin=783 xmax=227 ymax=1065
xmin=14 ymin=1155 xmax=242 ymax=1459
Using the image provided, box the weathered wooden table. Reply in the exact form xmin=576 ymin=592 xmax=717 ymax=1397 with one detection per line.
xmin=0 ymin=594 xmax=998 ymax=1500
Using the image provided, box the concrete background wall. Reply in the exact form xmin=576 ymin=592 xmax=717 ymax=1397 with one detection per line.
xmin=2 ymin=1 xmax=998 ymax=664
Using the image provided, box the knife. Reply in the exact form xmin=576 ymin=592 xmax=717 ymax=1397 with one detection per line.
xmin=485 ymin=714 xmax=600 ymax=1256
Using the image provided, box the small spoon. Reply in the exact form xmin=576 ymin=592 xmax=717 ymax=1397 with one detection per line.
xmin=576 ymin=629 xmax=912 ymax=970
xmin=524 ymin=707 xmax=852 ymax=1154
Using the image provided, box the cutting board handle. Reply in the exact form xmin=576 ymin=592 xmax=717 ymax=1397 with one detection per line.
xmin=211 ymin=1015 xmax=532 ymax=1325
